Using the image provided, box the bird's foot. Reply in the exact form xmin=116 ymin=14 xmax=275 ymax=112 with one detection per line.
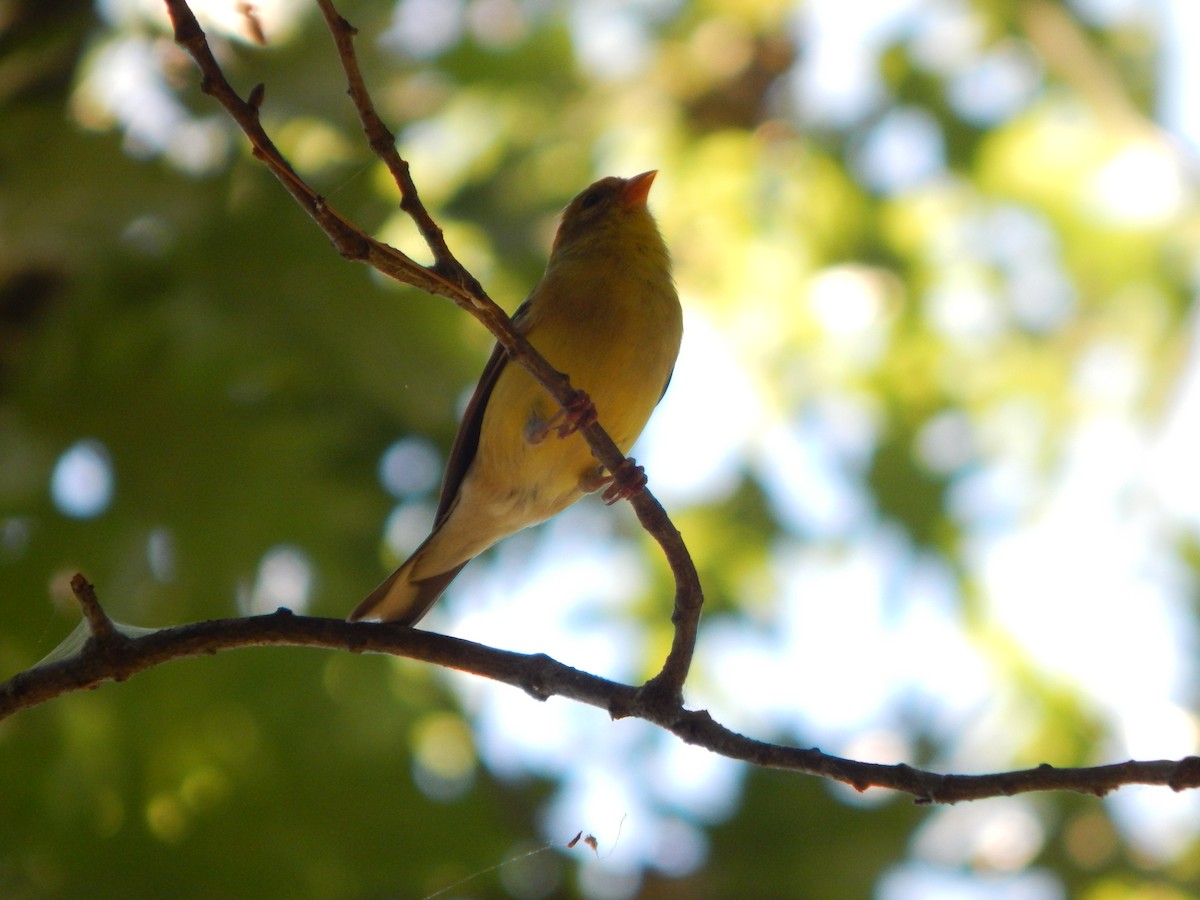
xmin=528 ymin=390 xmax=597 ymax=444
xmin=600 ymin=458 xmax=647 ymax=505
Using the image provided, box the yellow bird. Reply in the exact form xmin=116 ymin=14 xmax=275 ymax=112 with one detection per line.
xmin=349 ymin=171 xmax=683 ymax=625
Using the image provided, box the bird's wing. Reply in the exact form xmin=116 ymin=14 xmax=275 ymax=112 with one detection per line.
xmin=433 ymin=298 xmax=534 ymax=525
xmin=659 ymin=366 xmax=675 ymax=404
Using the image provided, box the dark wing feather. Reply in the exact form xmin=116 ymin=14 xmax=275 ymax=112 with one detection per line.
xmin=433 ymin=299 xmax=533 ymax=525
xmin=658 ymin=366 xmax=675 ymax=404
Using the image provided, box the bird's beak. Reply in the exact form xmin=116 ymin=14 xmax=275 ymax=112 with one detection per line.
xmin=621 ymin=170 xmax=657 ymax=209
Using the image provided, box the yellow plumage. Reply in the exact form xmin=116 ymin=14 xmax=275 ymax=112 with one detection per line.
xmin=349 ymin=171 xmax=682 ymax=625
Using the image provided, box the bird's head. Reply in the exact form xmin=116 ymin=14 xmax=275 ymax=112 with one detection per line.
xmin=550 ymin=170 xmax=663 ymax=260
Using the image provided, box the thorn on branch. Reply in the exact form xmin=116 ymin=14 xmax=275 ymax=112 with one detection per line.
xmin=248 ymin=82 xmax=266 ymax=110
xmin=69 ymin=573 xmax=117 ymax=642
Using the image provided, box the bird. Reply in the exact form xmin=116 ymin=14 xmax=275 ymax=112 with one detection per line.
xmin=349 ymin=170 xmax=683 ymax=625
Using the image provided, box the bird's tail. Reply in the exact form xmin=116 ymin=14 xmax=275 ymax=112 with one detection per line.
xmin=347 ymin=545 xmax=467 ymax=625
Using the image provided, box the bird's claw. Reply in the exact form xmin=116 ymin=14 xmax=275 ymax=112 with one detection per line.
xmin=528 ymin=390 xmax=597 ymax=444
xmin=555 ymin=390 xmax=598 ymax=437
xmin=601 ymin=458 xmax=647 ymax=505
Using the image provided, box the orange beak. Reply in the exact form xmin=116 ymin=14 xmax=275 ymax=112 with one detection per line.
xmin=620 ymin=170 xmax=657 ymax=209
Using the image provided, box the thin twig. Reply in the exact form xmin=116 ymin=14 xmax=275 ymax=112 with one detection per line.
xmin=313 ymin=0 xmax=469 ymax=286
xmin=3 ymin=580 xmax=1200 ymax=803
xmin=70 ymin=573 xmax=116 ymax=640
xmin=164 ymin=0 xmax=457 ymax=302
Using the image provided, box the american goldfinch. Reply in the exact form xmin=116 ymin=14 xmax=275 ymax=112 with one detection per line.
xmin=350 ymin=170 xmax=682 ymax=624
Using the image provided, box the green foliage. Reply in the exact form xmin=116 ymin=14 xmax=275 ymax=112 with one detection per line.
xmin=3 ymin=0 xmax=1199 ymax=897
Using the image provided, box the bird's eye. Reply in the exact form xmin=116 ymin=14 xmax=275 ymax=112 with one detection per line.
xmin=579 ymin=191 xmax=602 ymax=211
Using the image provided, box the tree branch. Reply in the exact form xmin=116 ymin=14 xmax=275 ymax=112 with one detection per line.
xmin=160 ymin=0 xmax=703 ymax=702
xmin=4 ymin=579 xmax=1200 ymax=804
xmin=313 ymin=0 xmax=467 ymax=285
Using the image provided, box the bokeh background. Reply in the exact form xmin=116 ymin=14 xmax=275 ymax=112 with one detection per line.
xmin=4 ymin=0 xmax=1200 ymax=896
